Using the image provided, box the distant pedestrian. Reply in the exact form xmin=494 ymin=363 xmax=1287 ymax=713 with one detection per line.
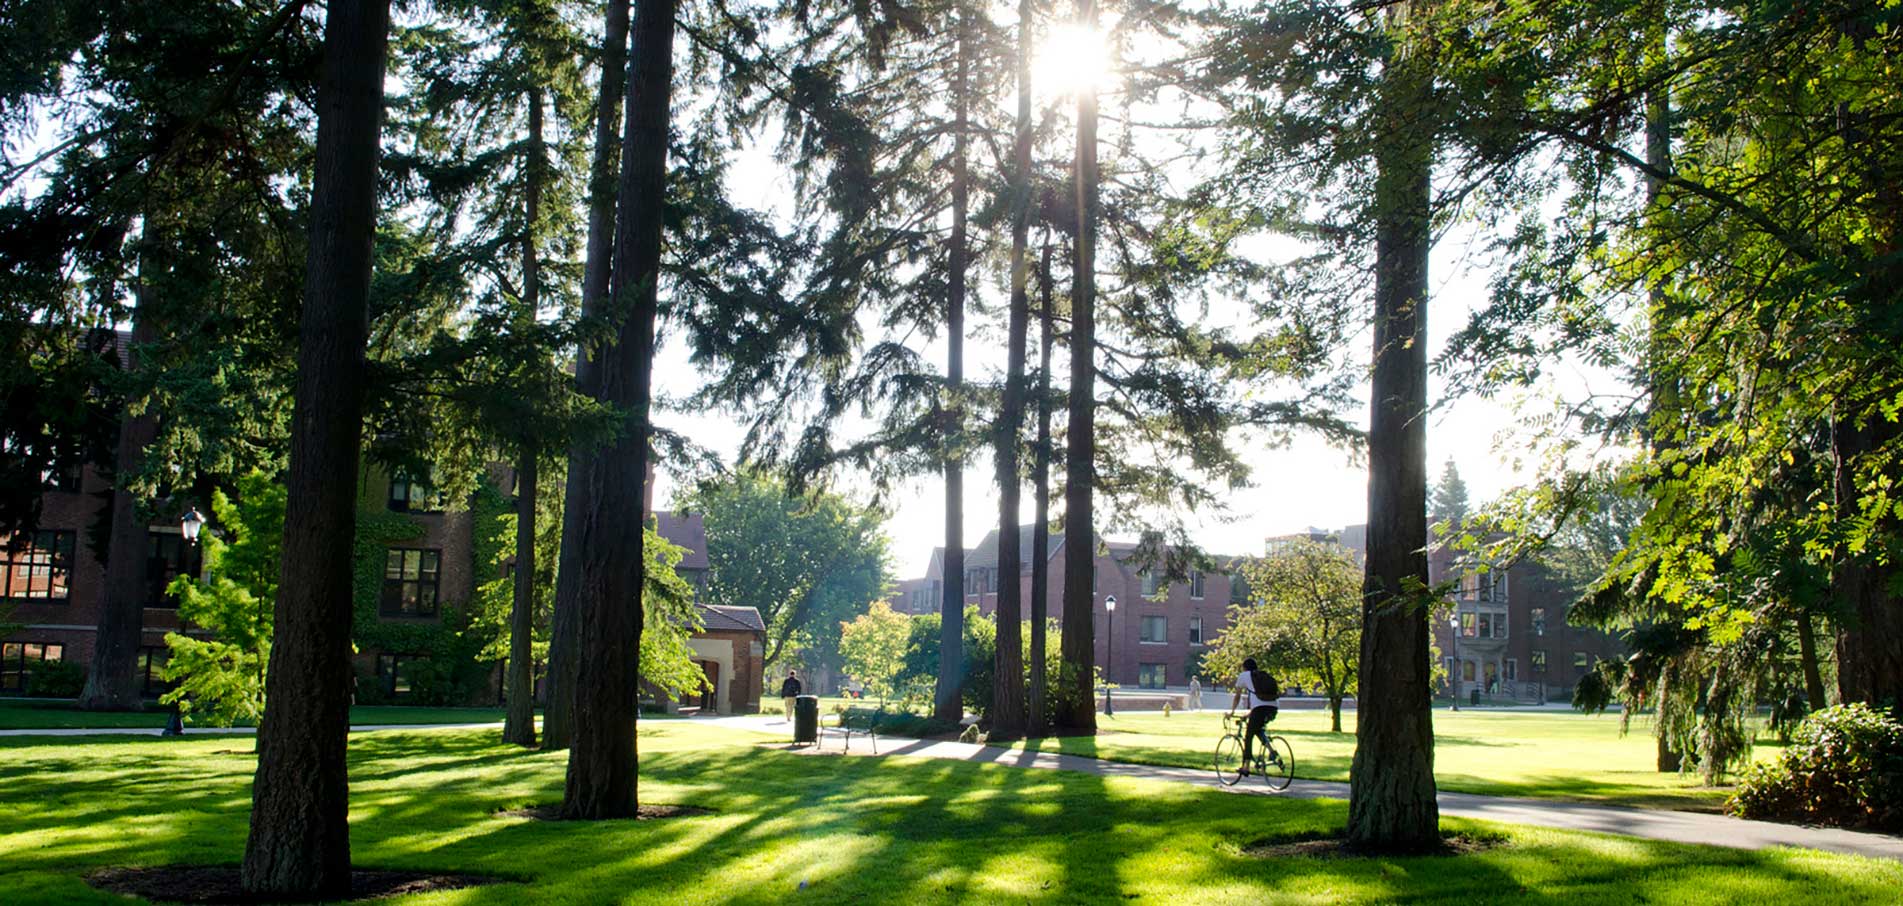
xmin=779 ymin=671 xmax=802 ymax=721
xmin=1188 ymin=676 xmax=1202 ymax=711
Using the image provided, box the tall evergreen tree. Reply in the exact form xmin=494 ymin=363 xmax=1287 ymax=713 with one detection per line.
xmin=1346 ymin=1 xmax=1440 ymax=852
xmin=1054 ymin=0 xmax=1101 ymax=735
xmin=935 ymin=4 xmax=974 ymax=725
xmin=242 ymin=0 xmax=390 ymax=895
xmin=546 ymin=0 xmax=631 ymax=753
xmin=560 ymin=0 xmax=677 ymax=819
xmin=989 ymin=0 xmax=1037 ymax=740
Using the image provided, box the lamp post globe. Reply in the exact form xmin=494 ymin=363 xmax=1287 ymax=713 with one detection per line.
xmin=180 ymin=507 xmax=207 ymax=544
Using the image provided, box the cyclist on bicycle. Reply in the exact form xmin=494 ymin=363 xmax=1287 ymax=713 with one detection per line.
xmin=1228 ymin=657 xmax=1281 ymax=775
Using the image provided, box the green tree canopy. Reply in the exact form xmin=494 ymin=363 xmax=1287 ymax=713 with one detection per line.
xmin=1206 ymin=539 xmax=1363 ymax=732
xmin=677 ymin=470 xmax=891 ymax=675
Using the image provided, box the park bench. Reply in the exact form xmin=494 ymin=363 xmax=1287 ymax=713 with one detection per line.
xmin=828 ymin=705 xmax=884 ymax=754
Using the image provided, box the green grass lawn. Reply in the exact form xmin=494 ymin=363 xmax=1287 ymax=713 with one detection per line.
xmin=1 ymin=721 xmax=1895 ymax=904
xmin=0 ymin=698 xmax=515 ymax=730
xmin=999 ymin=707 xmax=1785 ymax=811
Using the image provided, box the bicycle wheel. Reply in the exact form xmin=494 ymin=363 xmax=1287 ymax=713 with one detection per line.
xmin=1261 ymin=736 xmax=1295 ymax=791
xmin=1214 ymin=733 xmax=1245 ymax=786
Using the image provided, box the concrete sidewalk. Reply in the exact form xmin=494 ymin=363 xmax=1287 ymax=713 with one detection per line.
xmin=0 ymin=722 xmax=502 ymax=738
xmin=735 ymin=723 xmax=1903 ymax=864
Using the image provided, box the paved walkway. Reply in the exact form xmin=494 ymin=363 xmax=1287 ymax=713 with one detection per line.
xmin=703 ymin=715 xmax=1903 ymax=863
xmin=0 ymin=722 xmax=501 ymax=738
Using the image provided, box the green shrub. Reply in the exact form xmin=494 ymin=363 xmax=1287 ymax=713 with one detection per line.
xmin=26 ymin=659 xmax=85 ymax=697
xmin=1728 ymin=703 xmax=1903 ymax=831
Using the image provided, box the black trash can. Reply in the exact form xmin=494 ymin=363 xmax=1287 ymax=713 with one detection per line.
xmin=1470 ymin=688 xmax=1481 ymax=707
xmin=793 ymin=694 xmax=819 ymax=745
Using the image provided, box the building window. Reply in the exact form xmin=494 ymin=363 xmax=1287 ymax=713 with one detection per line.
xmin=1229 ymin=572 xmax=1249 ymax=604
xmin=1189 ymin=570 xmax=1205 ymax=600
xmin=139 ymin=645 xmax=173 ymax=697
xmin=1458 ymin=573 xmax=1480 ymax=600
xmin=1478 ymin=613 xmax=1493 ymax=639
xmin=0 ymin=642 xmax=65 ymax=693
xmin=1487 ymin=572 xmax=1508 ymax=602
xmin=376 ymin=653 xmax=417 ymax=697
xmin=1505 ymin=658 xmax=1518 ymax=681
xmin=1443 ymin=656 xmax=1455 ymax=677
xmin=387 ymin=472 xmax=439 ymax=513
xmin=381 ymin=548 xmax=442 ymax=617
xmin=1138 ymin=662 xmax=1168 ymax=689
xmin=1531 ymin=650 xmax=1547 ymax=673
xmin=1573 ymin=651 xmax=1590 ymax=670
xmin=1188 ymin=615 xmax=1204 ymax=646
xmin=2 ymin=530 xmax=75 ymax=601
xmin=1461 ymin=660 xmax=1476 ymax=683
xmin=1459 ymin=611 xmax=1476 ymax=638
xmin=145 ymin=531 xmax=202 ymax=608
xmin=1496 ymin=609 xmax=1508 ymax=638
xmin=1140 ymin=570 xmax=1159 ymax=598
xmin=1139 ymin=615 xmax=1168 ymax=644
xmin=1531 ymin=607 xmax=1546 ymax=636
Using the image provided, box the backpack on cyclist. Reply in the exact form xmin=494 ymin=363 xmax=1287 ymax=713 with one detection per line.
xmin=1250 ymin=670 xmax=1280 ymax=702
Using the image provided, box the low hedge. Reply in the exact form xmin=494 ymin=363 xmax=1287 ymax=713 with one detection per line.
xmin=1728 ymin=703 xmax=1903 ymax=831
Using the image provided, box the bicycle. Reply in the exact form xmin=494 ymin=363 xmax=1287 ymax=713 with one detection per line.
xmin=1215 ymin=712 xmax=1294 ymax=791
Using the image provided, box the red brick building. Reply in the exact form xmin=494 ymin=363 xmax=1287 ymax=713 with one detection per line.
xmin=894 ymin=527 xmax=1244 ymax=689
xmin=4 ymin=461 xmax=765 ymax=713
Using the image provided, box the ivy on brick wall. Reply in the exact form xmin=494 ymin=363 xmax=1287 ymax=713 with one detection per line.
xmin=349 ymin=479 xmax=502 ymax=707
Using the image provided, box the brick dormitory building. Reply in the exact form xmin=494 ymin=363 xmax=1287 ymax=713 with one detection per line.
xmin=2 ymin=455 xmax=765 ymax=714
xmin=889 ymin=523 xmax=1623 ymax=703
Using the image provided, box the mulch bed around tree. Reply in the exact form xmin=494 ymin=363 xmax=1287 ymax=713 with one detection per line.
xmin=86 ymin=866 xmax=503 ymax=903
xmin=496 ymin=803 xmax=713 ymax=821
xmin=1243 ymin=831 xmax=1507 ymax=859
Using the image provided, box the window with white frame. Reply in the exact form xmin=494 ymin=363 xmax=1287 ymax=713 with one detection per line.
xmin=1139 ymin=615 xmax=1167 ymax=644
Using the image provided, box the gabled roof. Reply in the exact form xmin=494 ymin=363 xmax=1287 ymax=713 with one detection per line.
xmin=964 ymin=526 xmax=1064 ymax=570
xmin=698 ymin=603 xmax=765 ymax=633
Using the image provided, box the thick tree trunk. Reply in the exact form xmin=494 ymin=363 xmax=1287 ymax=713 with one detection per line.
xmin=1028 ymin=243 xmax=1055 ymax=735
xmin=1330 ymin=694 xmax=1343 ymax=734
xmin=935 ymin=12 xmax=970 ymax=725
xmin=78 ymin=294 xmax=161 ymax=711
xmin=1796 ymin=609 xmax=1827 ymax=710
xmin=504 ymin=447 xmax=539 ymax=747
xmin=1054 ymin=0 xmax=1100 ymax=736
xmin=1345 ymin=4 xmax=1439 ymax=852
xmin=988 ymin=0 xmax=1036 ymax=741
xmin=545 ymin=0 xmax=631 ymax=753
xmin=1832 ymin=412 xmax=1903 ymax=709
xmin=559 ymin=0 xmax=674 ymax=820
xmin=240 ymin=0 xmax=389 ymax=895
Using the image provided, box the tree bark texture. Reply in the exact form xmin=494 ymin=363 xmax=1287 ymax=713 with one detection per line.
xmin=240 ymin=0 xmax=389 ymax=895
xmin=1345 ymin=5 xmax=1439 ymax=852
xmin=559 ymin=0 xmax=673 ymax=820
xmin=1029 ymin=243 xmax=1054 ymax=735
xmin=1055 ymin=0 xmax=1100 ymax=735
xmin=1832 ymin=412 xmax=1903 ymax=709
xmin=545 ymin=0 xmax=631 ymax=752
xmin=988 ymin=0 xmax=1036 ymax=741
xmin=79 ymin=294 xmax=161 ymax=711
xmin=935 ymin=12 xmax=970 ymax=725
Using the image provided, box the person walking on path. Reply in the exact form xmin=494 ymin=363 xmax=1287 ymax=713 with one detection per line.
xmin=779 ymin=671 xmax=802 ymax=722
xmin=1188 ymin=676 xmax=1202 ymax=711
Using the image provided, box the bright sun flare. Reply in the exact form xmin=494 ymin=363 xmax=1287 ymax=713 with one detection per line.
xmin=1034 ymin=23 xmax=1116 ymax=99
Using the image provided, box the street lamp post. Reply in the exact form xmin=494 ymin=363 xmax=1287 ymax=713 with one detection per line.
xmin=1449 ymin=612 xmax=1461 ymax=712
xmin=1104 ymin=595 xmax=1118 ymax=715
xmin=164 ymin=506 xmax=210 ymax=739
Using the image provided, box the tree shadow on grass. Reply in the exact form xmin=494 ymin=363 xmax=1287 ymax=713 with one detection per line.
xmin=7 ymin=728 xmax=1899 ymax=906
